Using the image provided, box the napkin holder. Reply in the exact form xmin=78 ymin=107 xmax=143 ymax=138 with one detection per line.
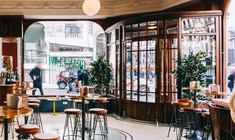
xmin=7 ymin=93 xmax=28 ymax=109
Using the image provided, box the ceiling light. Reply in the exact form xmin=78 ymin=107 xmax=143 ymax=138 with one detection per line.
xmin=82 ymin=0 xmax=101 ymax=16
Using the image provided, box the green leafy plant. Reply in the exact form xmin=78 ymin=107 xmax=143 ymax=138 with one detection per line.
xmin=172 ymin=51 xmax=212 ymax=99
xmin=89 ymin=55 xmax=112 ymax=95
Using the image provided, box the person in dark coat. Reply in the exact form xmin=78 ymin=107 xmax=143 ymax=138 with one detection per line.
xmin=29 ymin=61 xmax=44 ymax=95
xmin=228 ymin=70 xmax=235 ymax=92
xmin=82 ymin=67 xmax=90 ymax=86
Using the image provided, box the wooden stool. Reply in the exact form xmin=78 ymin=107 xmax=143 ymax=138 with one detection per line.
xmin=93 ymin=98 xmax=109 ymax=109
xmin=201 ymin=111 xmax=211 ymax=139
xmin=75 ymin=99 xmax=90 ymax=127
xmin=88 ymin=108 xmax=108 ymax=140
xmin=167 ymin=101 xmax=189 ymax=138
xmin=1 ymin=118 xmax=19 ymax=138
xmin=62 ymin=108 xmax=82 ymax=140
xmin=28 ymin=99 xmax=41 ymax=104
xmin=179 ymin=107 xmax=202 ymax=139
xmin=28 ymin=102 xmax=44 ymax=133
xmin=33 ymin=133 xmax=60 ymax=140
xmin=75 ymin=99 xmax=90 ymax=111
xmin=15 ymin=124 xmax=40 ymax=140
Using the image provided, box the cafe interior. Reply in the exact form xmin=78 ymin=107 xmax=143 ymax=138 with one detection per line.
xmin=0 ymin=0 xmax=235 ymax=140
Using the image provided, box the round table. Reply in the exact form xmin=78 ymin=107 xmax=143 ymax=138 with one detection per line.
xmin=0 ymin=106 xmax=33 ymax=140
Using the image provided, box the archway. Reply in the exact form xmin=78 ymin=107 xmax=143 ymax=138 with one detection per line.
xmin=24 ymin=21 xmax=105 ymax=95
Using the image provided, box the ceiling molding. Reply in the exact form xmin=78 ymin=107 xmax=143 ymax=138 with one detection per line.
xmin=0 ymin=0 xmax=197 ymax=19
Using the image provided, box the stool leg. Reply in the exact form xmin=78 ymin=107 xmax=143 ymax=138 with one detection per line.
xmin=73 ymin=114 xmax=82 ymax=139
xmin=36 ymin=108 xmax=44 ymax=133
xmin=167 ymin=106 xmax=176 ymax=137
xmin=88 ymin=113 xmax=108 ymax=140
xmin=62 ymin=114 xmax=69 ymax=140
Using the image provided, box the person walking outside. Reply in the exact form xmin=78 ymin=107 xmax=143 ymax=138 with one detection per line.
xmin=228 ymin=69 xmax=235 ymax=92
xmin=82 ymin=67 xmax=90 ymax=86
xmin=29 ymin=61 xmax=44 ymax=95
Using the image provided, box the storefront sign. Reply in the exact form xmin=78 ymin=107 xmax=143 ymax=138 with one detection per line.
xmin=46 ymin=54 xmax=86 ymax=70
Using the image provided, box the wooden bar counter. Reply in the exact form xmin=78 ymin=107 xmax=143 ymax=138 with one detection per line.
xmin=0 ymin=84 xmax=15 ymax=106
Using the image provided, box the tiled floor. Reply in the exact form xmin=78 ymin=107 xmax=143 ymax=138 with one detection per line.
xmin=0 ymin=112 xmax=215 ymax=140
xmin=1 ymin=112 xmax=210 ymax=140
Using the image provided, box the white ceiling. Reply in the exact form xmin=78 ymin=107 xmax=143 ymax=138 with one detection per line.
xmin=0 ymin=0 xmax=198 ymax=19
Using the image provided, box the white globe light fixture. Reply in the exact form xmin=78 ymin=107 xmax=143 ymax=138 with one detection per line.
xmin=82 ymin=0 xmax=101 ymax=16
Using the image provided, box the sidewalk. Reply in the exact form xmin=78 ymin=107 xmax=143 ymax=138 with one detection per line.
xmin=43 ymin=83 xmax=58 ymax=88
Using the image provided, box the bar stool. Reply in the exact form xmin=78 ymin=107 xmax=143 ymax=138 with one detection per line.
xmin=179 ymin=107 xmax=202 ymax=139
xmin=201 ymin=111 xmax=211 ymax=139
xmin=0 ymin=118 xmax=17 ymax=138
xmin=93 ymin=98 xmax=109 ymax=109
xmin=88 ymin=108 xmax=108 ymax=140
xmin=28 ymin=99 xmax=41 ymax=104
xmin=33 ymin=133 xmax=60 ymax=140
xmin=75 ymin=99 xmax=90 ymax=111
xmin=75 ymin=99 xmax=90 ymax=126
xmin=62 ymin=108 xmax=82 ymax=140
xmin=15 ymin=124 xmax=40 ymax=140
xmin=167 ymin=101 xmax=189 ymax=138
xmin=28 ymin=102 xmax=44 ymax=133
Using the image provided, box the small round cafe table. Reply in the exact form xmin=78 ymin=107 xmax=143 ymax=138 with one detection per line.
xmin=0 ymin=106 xmax=33 ymax=140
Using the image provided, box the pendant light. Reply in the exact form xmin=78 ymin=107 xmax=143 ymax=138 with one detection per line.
xmin=82 ymin=0 xmax=101 ymax=16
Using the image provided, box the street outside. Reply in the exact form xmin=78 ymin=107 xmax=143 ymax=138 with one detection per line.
xmin=25 ymin=83 xmax=68 ymax=96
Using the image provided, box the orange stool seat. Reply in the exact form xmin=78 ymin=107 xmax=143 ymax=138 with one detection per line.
xmin=93 ymin=98 xmax=109 ymax=109
xmin=182 ymin=107 xmax=202 ymax=113
xmin=93 ymin=98 xmax=107 ymax=103
xmin=172 ymin=101 xmax=189 ymax=107
xmin=75 ymin=99 xmax=90 ymax=105
xmin=89 ymin=108 xmax=107 ymax=115
xmin=33 ymin=133 xmax=60 ymax=140
xmin=64 ymin=108 xmax=82 ymax=115
xmin=28 ymin=102 xmax=40 ymax=108
xmin=15 ymin=124 xmax=40 ymax=139
xmin=28 ymin=99 xmax=41 ymax=104
xmin=16 ymin=124 xmax=40 ymax=135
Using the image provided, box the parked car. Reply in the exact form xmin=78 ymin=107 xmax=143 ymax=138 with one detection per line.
xmin=57 ymin=71 xmax=77 ymax=90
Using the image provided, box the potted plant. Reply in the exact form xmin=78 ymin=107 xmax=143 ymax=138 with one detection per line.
xmin=172 ymin=51 xmax=212 ymax=99
xmin=89 ymin=55 xmax=113 ymax=95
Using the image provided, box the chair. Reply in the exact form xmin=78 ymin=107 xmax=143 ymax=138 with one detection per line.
xmin=209 ymin=103 xmax=235 ymax=140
